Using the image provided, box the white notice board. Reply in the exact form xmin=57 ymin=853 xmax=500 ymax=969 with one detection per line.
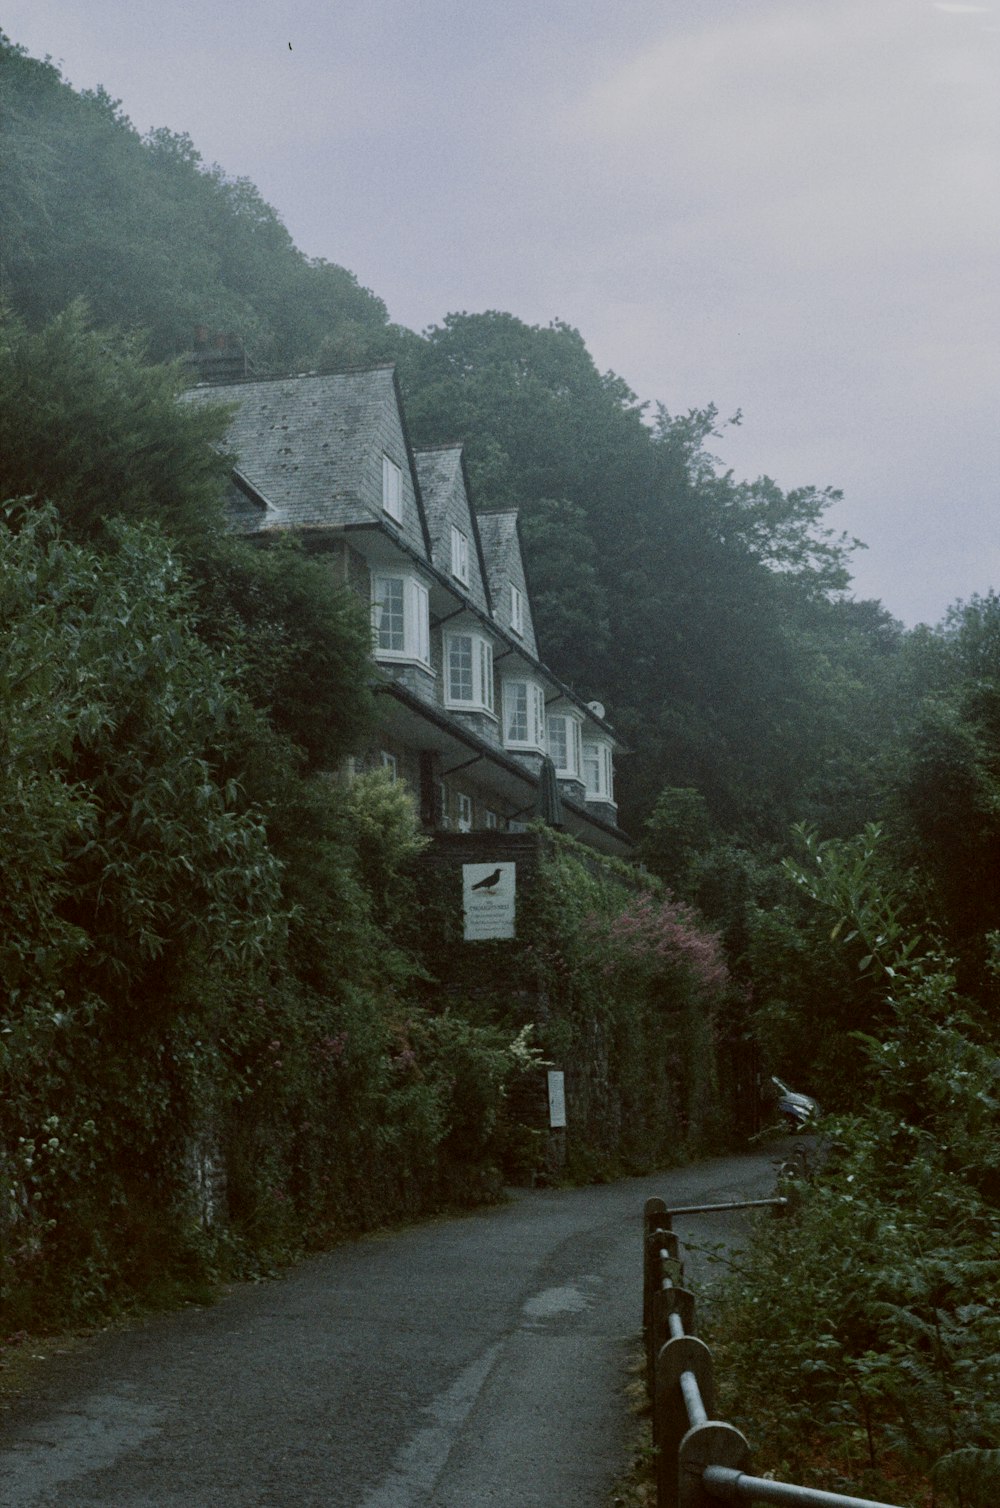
xmin=547 ymin=1070 xmax=567 ymax=1129
xmin=462 ymin=862 xmax=516 ymax=940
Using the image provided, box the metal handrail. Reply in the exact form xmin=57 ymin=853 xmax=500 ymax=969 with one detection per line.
xmin=702 ymin=1466 xmax=900 ymax=1507
xmin=657 ymin=1198 xmax=788 ymax=1220
xmin=643 ymin=1197 xmax=903 ymax=1508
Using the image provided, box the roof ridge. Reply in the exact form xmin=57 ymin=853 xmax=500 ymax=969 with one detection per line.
xmin=187 ymin=362 xmax=398 ymax=391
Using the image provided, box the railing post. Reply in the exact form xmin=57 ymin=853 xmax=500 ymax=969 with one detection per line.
xmin=651 ymin=1282 xmax=696 ymax=1380
xmin=645 ymin=1222 xmax=682 ymax=1387
xmin=644 ymin=1198 xmax=669 ymax=1333
xmin=678 ymin=1421 xmax=752 ymax=1507
xmin=654 ymin=1333 xmax=715 ymax=1508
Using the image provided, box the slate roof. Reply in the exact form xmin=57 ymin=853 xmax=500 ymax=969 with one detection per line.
xmin=182 ymin=367 xmax=427 ymax=552
xmin=477 ymin=509 xmax=539 ymax=658
xmin=414 ymin=445 xmax=492 ymax=616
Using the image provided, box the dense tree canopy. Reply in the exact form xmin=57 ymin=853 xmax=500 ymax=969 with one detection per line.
xmin=0 ymin=34 xmax=392 ymax=369
xmin=398 ymin=310 xmax=883 ymax=838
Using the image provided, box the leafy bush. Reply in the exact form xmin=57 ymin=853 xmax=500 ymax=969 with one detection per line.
xmin=710 ymin=828 xmax=1000 ymax=1505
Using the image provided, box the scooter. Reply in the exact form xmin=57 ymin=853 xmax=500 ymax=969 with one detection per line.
xmin=771 ymin=1075 xmax=820 ymax=1131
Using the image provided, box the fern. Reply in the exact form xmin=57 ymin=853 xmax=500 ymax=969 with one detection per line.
xmin=933 ymin=1447 xmax=1000 ymax=1508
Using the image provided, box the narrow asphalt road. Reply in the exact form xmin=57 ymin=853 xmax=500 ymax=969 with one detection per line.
xmin=0 ymin=1148 xmax=784 ymax=1507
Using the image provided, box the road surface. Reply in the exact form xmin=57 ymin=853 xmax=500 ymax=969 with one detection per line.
xmin=0 ymin=1148 xmax=783 ymax=1506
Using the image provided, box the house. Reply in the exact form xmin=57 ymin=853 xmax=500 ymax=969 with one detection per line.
xmin=183 ymin=365 xmax=630 ymax=857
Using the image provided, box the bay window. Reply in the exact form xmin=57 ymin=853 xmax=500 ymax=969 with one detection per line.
xmin=583 ymin=739 xmax=615 ymax=802
xmin=444 ymin=631 xmax=495 ymax=714
xmin=503 ymin=678 xmax=546 ymax=751
xmin=371 ymin=572 xmax=430 ymax=666
xmin=547 ymin=711 xmax=583 ymax=779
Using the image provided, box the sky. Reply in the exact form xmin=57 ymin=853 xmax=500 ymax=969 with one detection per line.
xmin=5 ymin=0 xmax=999 ymax=626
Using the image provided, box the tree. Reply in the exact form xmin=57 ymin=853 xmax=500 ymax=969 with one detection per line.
xmin=888 ymin=594 xmax=1000 ymax=992
xmin=0 ymin=303 xmax=231 ymax=547
xmin=639 ymin=787 xmax=714 ymax=895
xmin=0 ymin=36 xmax=390 ymax=368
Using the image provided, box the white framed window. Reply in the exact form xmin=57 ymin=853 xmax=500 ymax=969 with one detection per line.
xmin=510 ymin=583 xmax=524 ymax=637
xmin=437 ymin=780 xmax=450 ymax=829
xmin=372 ymin=573 xmax=430 ymax=666
xmin=503 ymin=679 xmax=546 ymax=751
xmin=450 ymin=525 xmax=469 ymax=584
xmin=583 ymin=740 xmax=614 ymax=802
xmin=382 ymin=454 xmax=403 ymax=522
xmin=456 ymin=793 xmax=473 ymax=832
xmin=380 ymin=750 xmax=398 ymax=782
xmin=547 ymin=712 xmax=583 ymax=779
xmin=445 ymin=631 xmax=494 ymax=714
xmin=484 ymin=809 xmax=499 ymax=830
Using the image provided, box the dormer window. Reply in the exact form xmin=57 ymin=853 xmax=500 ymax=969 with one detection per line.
xmin=547 ymin=711 xmax=583 ymax=779
xmin=510 ymin=583 xmax=524 ymax=637
xmin=450 ymin=526 xmax=469 ymax=585
xmin=445 ymin=631 xmax=495 ymax=715
xmin=382 ymin=454 xmax=403 ymax=523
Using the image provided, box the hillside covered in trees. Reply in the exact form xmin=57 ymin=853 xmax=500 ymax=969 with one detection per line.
xmin=5 ymin=32 xmax=1000 ymax=1502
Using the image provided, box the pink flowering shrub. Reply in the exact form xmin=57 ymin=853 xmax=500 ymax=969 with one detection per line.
xmin=600 ymin=894 xmax=729 ymax=999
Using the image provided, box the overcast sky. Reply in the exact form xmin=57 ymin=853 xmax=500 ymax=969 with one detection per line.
xmin=5 ymin=0 xmax=999 ymax=626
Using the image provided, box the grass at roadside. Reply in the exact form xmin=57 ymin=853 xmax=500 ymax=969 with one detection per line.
xmin=607 ymin=1349 xmax=656 ymax=1507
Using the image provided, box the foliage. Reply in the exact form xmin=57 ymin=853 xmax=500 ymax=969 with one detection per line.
xmin=783 ymin=822 xmax=924 ymax=983
xmin=639 ymin=787 xmax=715 ymax=896
xmin=398 ymin=310 xmax=881 ymax=843
xmin=189 ymin=532 xmax=375 ymax=771
xmin=600 ymin=894 xmax=730 ymax=999
xmin=0 ymin=504 xmax=286 ymax=1315
xmin=711 ymin=823 xmax=1000 ymax=1505
xmin=0 ymin=314 xmax=536 ymax=1327
xmin=0 ymin=303 xmax=232 ymax=548
xmin=432 ymin=831 xmax=731 ymax=1171
xmin=886 ymin=593 xmax=1000 ymax=993
xmin=0 ymin=506 xmax=538 ymax=1316
xmin=0 ymin=36 xmax=391 ymax=369
xmin=342 ymin=769 xmax=429 ymax=929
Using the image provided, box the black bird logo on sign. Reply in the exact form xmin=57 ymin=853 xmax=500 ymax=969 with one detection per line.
xmin=471 ymin=867 xmax=502 ymax=892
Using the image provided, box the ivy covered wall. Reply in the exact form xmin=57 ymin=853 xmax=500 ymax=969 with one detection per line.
xmin=405 ymin=827 xmax=733 ymax=1182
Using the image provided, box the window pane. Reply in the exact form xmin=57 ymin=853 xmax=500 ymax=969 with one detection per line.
xmin=451 ymin=527 xmax=469 ymax=583
xmin=449 ymin=635 xmax=474 ymax=700
xmin=506 ymin=682 xmax=528 ymax=741
xmin=375 ymin=577 xmax=405 ymax=651
xmin=412 ymin=580 xmax=429 ymax=663
xmin=533 ymin=686 xmax=546 ymax=746
xmin=480 ymin=640 xmax=494 ymax=711
xmin=382 ymin=455 xmax=402 ymax=521
xmin=547 ymin=716 xmax=567 ymax=768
